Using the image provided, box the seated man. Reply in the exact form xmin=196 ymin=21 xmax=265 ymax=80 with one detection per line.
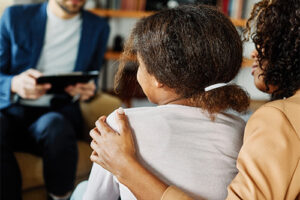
xmin=0 ymin=0 xmax=109 ymax=199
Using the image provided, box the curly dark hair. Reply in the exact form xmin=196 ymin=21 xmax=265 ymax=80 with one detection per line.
xmin=115 ymin=5 xmax=249 ymax=114
xmin=245 ymin=0 xmax=300 ymax=100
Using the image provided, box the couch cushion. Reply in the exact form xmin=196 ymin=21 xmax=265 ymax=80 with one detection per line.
xmin=15 ymin=141 xmax=92 ymax=190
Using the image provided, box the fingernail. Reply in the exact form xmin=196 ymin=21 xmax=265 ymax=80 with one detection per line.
xmin=117 ymin=107 xmax=124 ymax=114
xmin=95 ymin=120 xmax=100 ymax=127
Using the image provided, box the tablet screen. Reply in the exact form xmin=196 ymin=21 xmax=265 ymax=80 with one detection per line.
xmin=36 ymin=71 xmax=99 ymax=94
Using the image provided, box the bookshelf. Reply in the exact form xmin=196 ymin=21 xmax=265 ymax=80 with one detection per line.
xmin=89 ymin=9 xmax=247 ymax=27
xmin=104 ymin=50 xmax=254 ymax=68
xmin=89 ymin=9 xmax=154 ymax=18
xmin=91 ymin=7 xmax=254 ymax=104
xmin=89 ymin=9 xmax=252 ymax=68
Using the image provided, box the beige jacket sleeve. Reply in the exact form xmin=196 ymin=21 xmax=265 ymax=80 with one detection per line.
xmin=227 ymin=105 xmax=300 ymax=200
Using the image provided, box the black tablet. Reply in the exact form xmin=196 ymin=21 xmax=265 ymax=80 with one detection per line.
xmin=36 ymin=71 xmax=99 ymax=94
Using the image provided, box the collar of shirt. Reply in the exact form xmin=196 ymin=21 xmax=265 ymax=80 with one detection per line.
xmin=46 ymin=4 xmax=81 ymax=24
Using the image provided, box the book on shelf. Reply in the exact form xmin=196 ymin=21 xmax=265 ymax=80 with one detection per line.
xmin=221 ymin=0 xmax=230 ymax=15
xmin=220 ymin=0 xmax=254 ymax=19
xmin=121 ymin=0 xmax=146 ymax=11
xmin=99 ymin=0 xmax=253 ymax=17
xmin=137 ymin=0 xmax=147 ymax=11
xmin=104 ymin=0 xmax=146 ymax=11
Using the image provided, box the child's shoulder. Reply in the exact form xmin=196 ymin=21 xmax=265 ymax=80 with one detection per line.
xmin=106 ymin=106 xmax=159 ymax=130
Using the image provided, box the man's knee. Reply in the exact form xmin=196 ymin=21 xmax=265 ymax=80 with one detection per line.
xmin=40 ymin=112 xmax=71 ymax=132
xmin=32 ymin=112 xmax=77 ymax=141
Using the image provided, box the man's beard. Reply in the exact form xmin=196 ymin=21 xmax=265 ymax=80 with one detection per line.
xmin=55 ymin=0 xmax=84 ymax=15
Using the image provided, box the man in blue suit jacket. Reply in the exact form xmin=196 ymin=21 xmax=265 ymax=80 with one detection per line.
xmin=0 ymin=0 xmax=109 ymax=199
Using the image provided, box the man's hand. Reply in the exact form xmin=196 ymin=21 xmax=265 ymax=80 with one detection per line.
xmin=11 ymin=69 xmax=51 ymax=99
xmin=65 ymin=81 xmax=96 ymax=101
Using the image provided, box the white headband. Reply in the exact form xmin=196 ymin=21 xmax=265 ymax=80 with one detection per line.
xmin=204 ymin=83 xmax=228 ymax=92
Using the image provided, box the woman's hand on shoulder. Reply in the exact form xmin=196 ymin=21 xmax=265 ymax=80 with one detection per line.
xmin=89 ymin=108 xmax=137 ymax=179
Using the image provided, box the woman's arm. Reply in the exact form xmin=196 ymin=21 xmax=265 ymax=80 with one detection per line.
xmin=89 ymin=108 xmax=193 ymax=200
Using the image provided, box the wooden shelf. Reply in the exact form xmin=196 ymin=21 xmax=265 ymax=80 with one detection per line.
xmin=89 ymin=9 xmax=247 ymax=27
xmin=104 ymin=50 xmax=136 ymax=61
xmin=98 ymin=9 xmax=250 ymax=67
xmin=104 ymin=50 xmax=123 ymax=60
xmin=104 ymin=50 xmax=253 ymax=68
xmin=89 ymin=9 xmax=154 ymax=18
xmin=230 ymin=18 xmax=247 ymax=27
xmin=242 ymin=57 xmax=254 ymax=67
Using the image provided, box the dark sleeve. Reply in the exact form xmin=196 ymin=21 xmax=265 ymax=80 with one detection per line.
xmin=94 ymin=21 xmax=110 ymax=71
xmin=0 ymin=7 xmax=14 ymax=109
xmin=89 ymin=19 xmax=110 ymax=91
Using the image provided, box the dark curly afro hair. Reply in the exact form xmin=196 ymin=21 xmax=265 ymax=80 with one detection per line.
xmin=245 ymin=0 xmax=300 ymax=100
xmin=115 ymin=5 xmax=249 ymax=114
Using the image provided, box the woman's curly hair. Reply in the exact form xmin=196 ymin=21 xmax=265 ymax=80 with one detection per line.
xmin=115 ymin=5 xmax=249 ymax=114
xmin=245 ymin=0 xmax=300 ymax=99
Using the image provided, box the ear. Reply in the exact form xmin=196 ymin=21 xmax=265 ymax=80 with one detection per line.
xmin=154 ymin=78 xmax=164 ymax=88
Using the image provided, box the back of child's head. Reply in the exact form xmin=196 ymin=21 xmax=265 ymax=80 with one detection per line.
xmin=116 ymin=5 xmax=249 ymax=114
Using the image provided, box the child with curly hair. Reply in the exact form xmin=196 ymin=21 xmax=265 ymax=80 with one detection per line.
xmin=72 ymin=4 xmax=250 ymax=200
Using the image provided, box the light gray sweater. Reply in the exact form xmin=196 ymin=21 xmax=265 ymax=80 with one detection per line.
xmin=83 ymin=104 xmax=245 ymax=200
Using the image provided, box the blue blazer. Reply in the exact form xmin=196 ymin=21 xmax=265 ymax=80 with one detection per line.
xmin=0 ymin=2 xmax=110 ymax=110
